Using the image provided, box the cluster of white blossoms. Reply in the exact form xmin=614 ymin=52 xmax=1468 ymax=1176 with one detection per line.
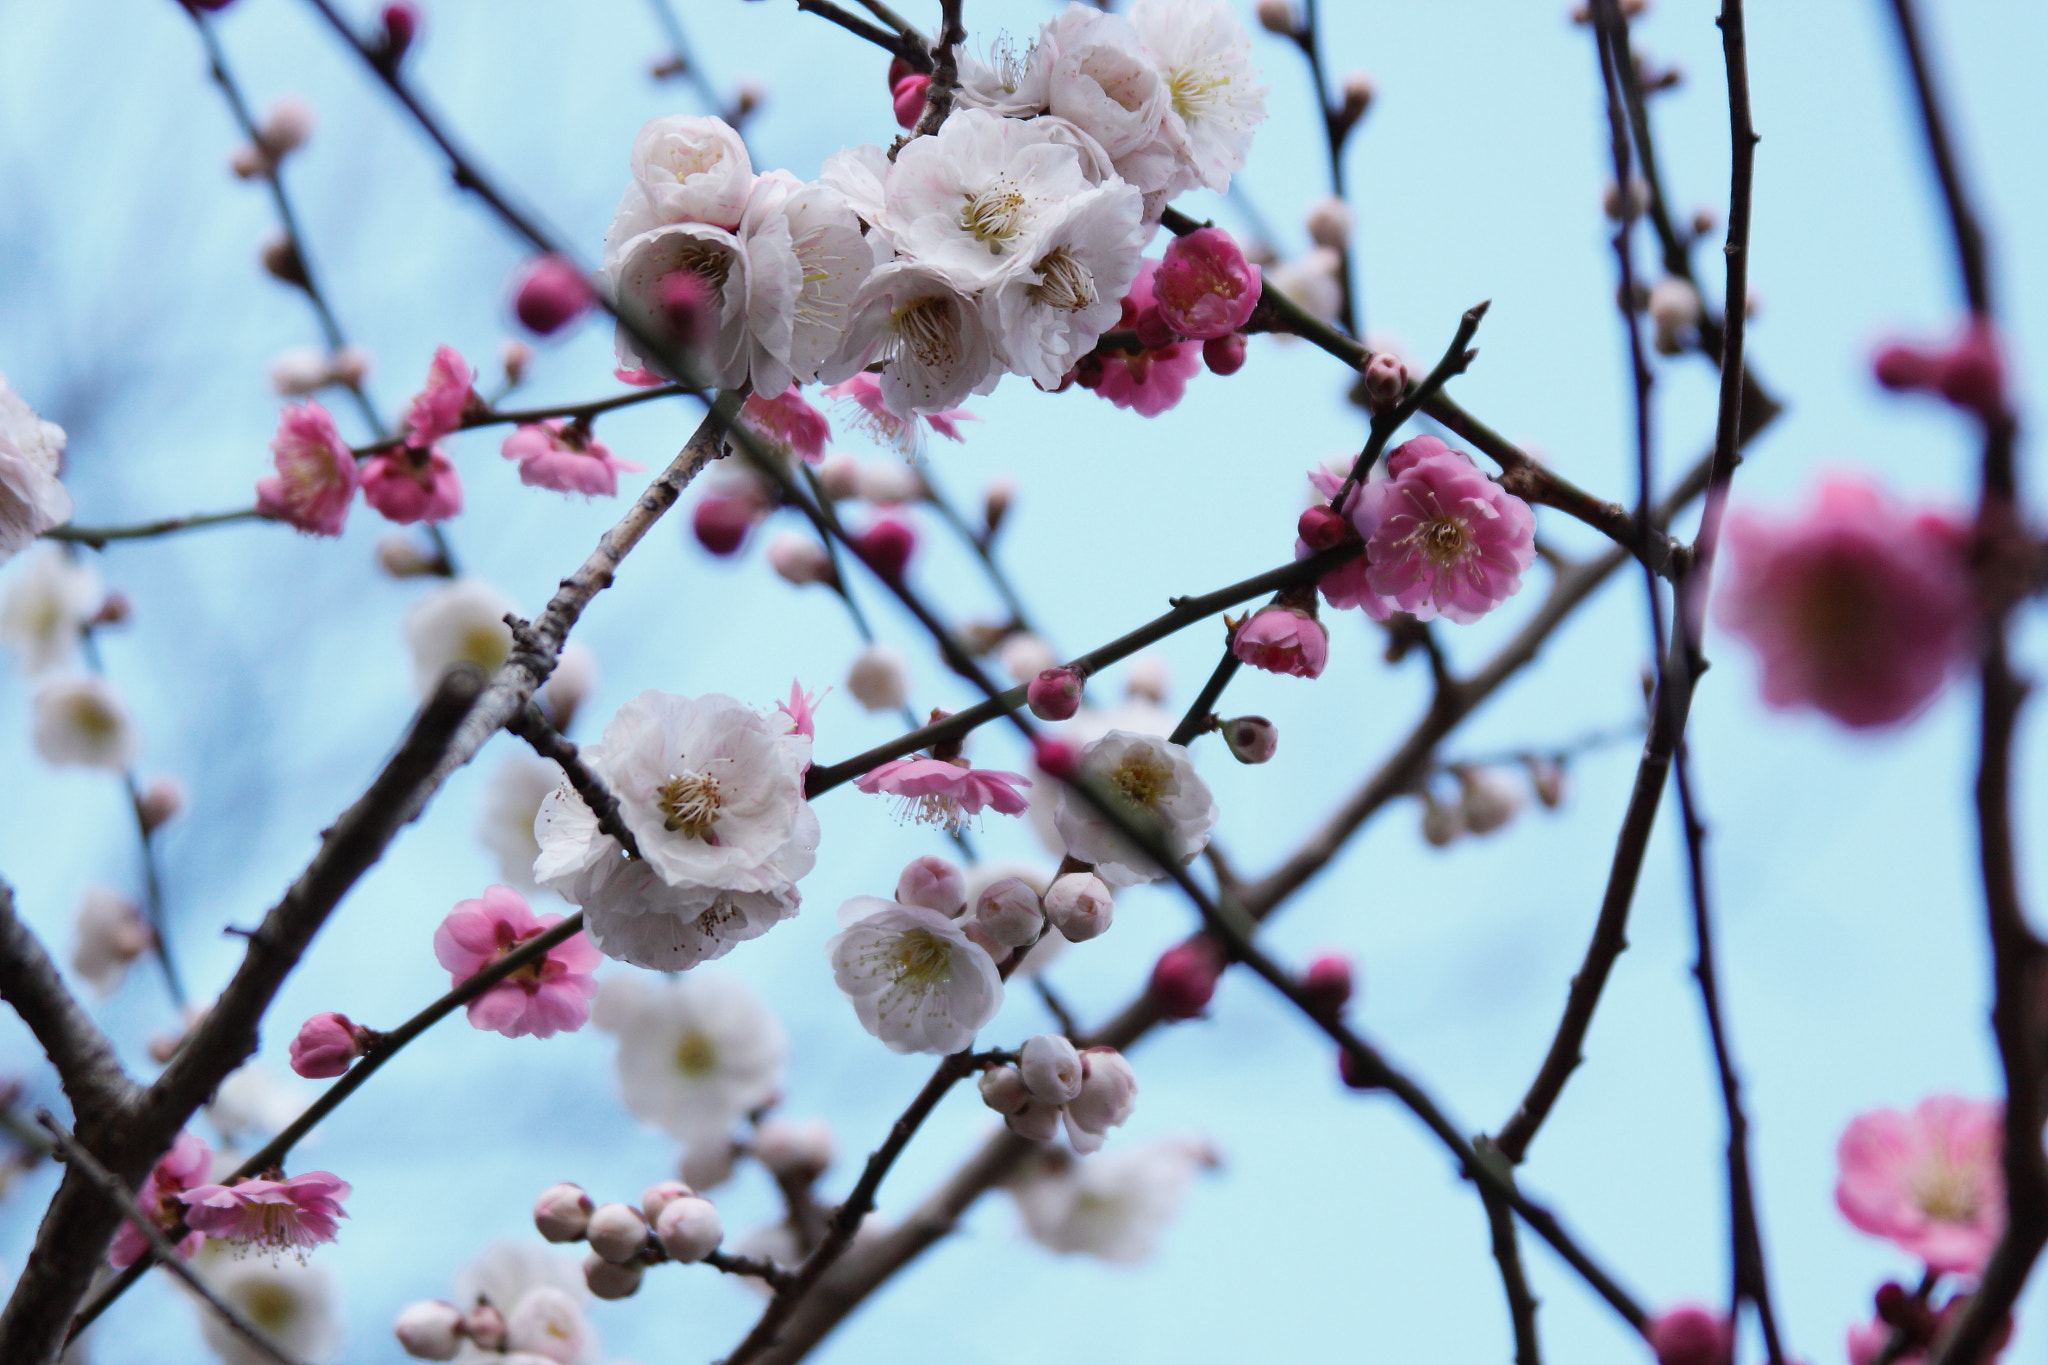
xmin=600 ymin=0 xmax=1266 ymax=419
xmin=533 ymin=690 xmax=819 ymax=970
xmin=0 ymin=372 xmax=71 ymax=563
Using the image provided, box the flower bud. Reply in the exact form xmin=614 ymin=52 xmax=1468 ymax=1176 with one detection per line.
xmin=258 ymin=96 xmax=315 ymax=157
xmin=1202 ymin=333 xmax=1248 ymax=376
xmin=692 ymin=494 xmax=757 ymax=556
xmin=514 ymin=255 xmax=595 ymax=336
xmin=679 ymin=1141 xmax=738 ymax=1192
xmin=1255 ymin=0 xmax=1297 ymax=34
xmin=137 ymin=775 xmax=186 ymax=833
xmin=461 ymin=1304 xmax=504 ymax=1352
xmin=1648 ymin=278 xmax=1701 ymax=353
xmin=1302 ymin=953 xmax=1354 ymax=1013
xmin=1646 ymin=1304 xmax=1733 ymax=1365
xmin=330 ymin=345 xmax=373 ymax=389
xmin=582 ymin=1253 xmax=643 ymax=1300
xmin=1420 ymin=791 xmax=1463 ymax=847
xmin=766 ymin=532 xmax=836 ymax=587
xmin=999 ymin=632 xmax=1059 ymax=683
xmin=585 ymin=1202 xmax=649 ymax=1264
xmin=261 ymin=234 xmax=308 ymax=288
xmin=1305 ymin=196 xmax=1354 ymax=250
xmin=1150 ymin=936 xmax=1226 ymax=1019
xmin=1005 ymin=1099 xmax=1062 ymax=1142
xmin=1126 ymin=655 xmax=1171 ymax=704
xmin=979 ymin=1064 xmax=1029 ymax=1114
xmin=394 ymin=1300 xmax=463 ymax=1360
xmin=380 ymin=3 xmax=419 ymax=66
xmin=975 ymin=877 xmax=1044 ymax=948
xmin=1066 ymin=1048 xmax=1137 ymax=1136
xmin=269 ymin=347 xmax=336 ymax=396
xmin=1019 ymin=1034 xmax=1084 ymax=1105
xmin=1232 ymin=603 xmax=1329 ymax=679
xmin=1456 ymin=766 xmax=1522 ymax=835
xmin=1033 ymin=735 xmax=1078 ymax=780
xmin=892 ymin=74 xmax=930 ymax=129
xmin=1043 ymin=872 xmax=1113 ymax=943
xmin=640 ymin=1180 xmax=694 ymax=1223
xmin=1938 ymin=322 xmax=2006 ymax=418
xmin=533 ymin=1183 xmax=594 ymax=1243
xmin=1603 ymin=177 xmax=1650 ymax=221
xmin=376 ymin=535 xmax=442 ymax=578
xmin=1028 ymin=667 xmax=1084 ymax=721
xmin=852 ymin=516 xmax=917 ymax=582
xmin=229 ymin=142 xmax=273 ymax=180
xmin=1524 ymin=756 xmax=1568 ymax=808
xmin=288 ymin=1011 xmax=367 ymax=1079
xmin=894 ymin=855 xmax=966 ymax=915
xmin=501 ymin=339 xmax=531 ymax=387
xmin=1155 ymin=228 xmax=1261 ymax=341
xmin=846 ymin=643 xmax=910 ymax=713
xmin=982 ymin=477 xmax=1015 ymax=536
xmin=753 ymin=1118 xmax=834 ymax=1183
xmin=816 ymin=453 xmax=861 ymax=501
xmin=1296 ymin=508 xmax=1349 ymax=554
xmin=653 ymin=1195 xmax=723 ymax=1263
xmin=1338 ymin=71 xmax=1375 ymax=120
xmin=1363 ymin=352 xmax=1408 ymax=410
xmin=855 ymin=459 xmax=925 ymax=506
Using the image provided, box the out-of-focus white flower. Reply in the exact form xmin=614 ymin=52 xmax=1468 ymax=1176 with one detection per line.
xmin=451 ymin=1242 xmax=597 ymax=1365
xmin=0 ymin=372 xmax=71 ymax=562
xmin=1648 ymin=277 xmax=1702 ymax=352
xmin=70 ymin=887 xmax=152 ymax=997
xmin=824 ymin=262 xmax=1000 ymax=420
xmin=752 ymin=1117 xmax=833 ymax=1182
xmin=1455 ymin=765 xmax=1523 ymax=836
xmin=1125 ymin=656 xmax=1172 ymax=705
xmin=32 ymin=675 xmax=138 ymax=770
xmin=478 ymin=756 xmax=560 ymax=893
xmin=826 ymin=897 xmax=1003 ymax=1054
xmin=1053 ymin=731 xmax=1218 ymax=886
xmin=1305 ymin=194 xmax=1353 ymax=250
xmin=189 ymin=1242 xmax=341 ymax=1365
xmin=997 ymin=633 xmax=1060 ymax=684
xmin=1 ymin=548 xmax=99 ymax=673
xmin=1010 ymin=1136 xmax=1219 ymax=1262
xmin=206 ymin=1063 xmax=311 ymax=1148
xmin=845 ymin=643 xmax=911 ymax=713
xmin=990 ymin=183 xmax=1147 ymax=388
xmin=1130 ymin=0 xmax=1269 ymax=193
xmin=592 ymin=973 xmax=787 ymax=1144
xmin=1268 ymin=247 xmax=1344 ymax=325
xmin=404 ymin=579 xmax=514 ymax=697
xmin=729 ymin=1223 xmax=802 ymax=1297
xmin=541 ymin=643 xmax=598 ymax=733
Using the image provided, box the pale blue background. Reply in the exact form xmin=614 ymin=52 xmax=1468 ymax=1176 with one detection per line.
xmin=0 ymin=1 xmax=2045 ymax=1363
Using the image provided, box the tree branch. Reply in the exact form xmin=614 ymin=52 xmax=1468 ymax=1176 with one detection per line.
xmin=0 ymin=884 xmax=139 ymax=1124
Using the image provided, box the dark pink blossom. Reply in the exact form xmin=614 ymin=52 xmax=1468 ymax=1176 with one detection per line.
xmin=1347 ymin=437 xmax=1536 ymax=624
xmin=501 ymin=420 xmax=644 ymax=497
xmin=1231 ymin=605 xmax=1329 ymax=678
xmin=855 ymin=756 xmax=1030 ymax=831
xmin=1150 ymin=936 xmax=1226 ymax=1020
xmin=109 ymin=1131 xmax=212 ymax=1269
xmin=742 ymin=388 xmax=832 ymax=464
xmin=513 ymin=255 xmax=595 ymax=335
xmin=433 ymin=885 xmax=601 ymax=1039
xmin=256 ymin=401 xmax=357 ymax=536
xmin=1836 ymin=1094 xmax=2003 ymax=1274
xmin=401 ymin=345 xmax=473 ymax=449
xmin=1873 ymin=318 xmax=2006 ymax=422
xmin=1082 ymin=262 xmax=1207 ymax=418
xmin=179 ymin=1171 xmax=351 ymax=1255
xmin=1154 ymin=228 xmax=1261 ymax=341
xmin=1715 ymin=477 xmax=1974 ymax=730
xmin=1645 ymin=1304 xmax=1732 ymax=1365
xmin=288 ymin=1011 xmax=367 ymax=1079
xmin=362 ymin=445 xmax=463 ymax=524
xmin=853 ymin=516 xmax=917 ymax=582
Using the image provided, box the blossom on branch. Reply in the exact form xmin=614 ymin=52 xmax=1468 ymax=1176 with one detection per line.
xmin=109 ymin=1130 xmax=213 ymax=1269
xmin=32 ymin=674 xmax=139 ymax=770
xmin=433 ymin=885 xmax=600 ymax=1039
xmin=1836 ymin=1094 xmax=2003 ymax=1275
xmin=0 ymin=371 xmax=71 ymax=563
xmin=591 ymin=972 xmax=787 ymax=1144
xmin=256 ymin=400 xmax=357 ymax=536
xmin=401 ymin=345 xmax=475 ymax=449
xmin=1011 ymin=1135 xmax=1218 ymax=1262
xmin=1344 ymin=437 xmax=1536 ymax=624
xmin=1230 ymin=603 xmax=1328 ymax=678
xmin=179 ymin=1171 xmax=352 ymax=1258
xmin=501 ymin=420 xmax=643 ymax=497
xmin=826 ymin=896 xmax=1003 ymax=1054
xmin=1052 ymin=730 xmax=1218 ymax=886
xmin=362 ymin=444 xmax=463 ymax=525
xmin=854 ymin=756 xmax=1031 ymax=832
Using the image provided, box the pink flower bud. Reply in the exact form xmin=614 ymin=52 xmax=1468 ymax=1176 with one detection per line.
xmin=753 ymin=1118 xmax=834 ymax=1182
xmin=380 ymin=3 xmax=419 ymax=64
xmin=1297 ymin=504 xmax=1352 ymax=551
xmin=1363 ymin=352 xmax=1408 ymax=410
xmin=1043 ymin=872 xmax=1113 ymax=943
xmin=462 ymin=1304 xmax=504 ymax=1351
xmin=1155 ymin=229 xmax=1262 ymax=341
xmin=533 ymin=1182 xmax=594 ymax=1243
xmin=692 ymin=495 xmax=757 ymax=556
xmin=1302 ymin=953 xmax=1354 ymax=1013
xmin=895 ymin=855 xmax=966 ymax=915
xmin=679 ymin=1141 xmax=737 ymax=1192
xmin=258 ymin=97 xmax=315 ymax=157
xmin=513 ymin=256 xmax=595 ymax=336
xmin=331 ymin=345 xmax=373 ymax=388
xmin=261 ymin=234 xmax=306 ymax=286
xmin=230 ymin=142 xmax=272 ymax=181
xmin=1874 ymin=343 xmax=1941 ymax=393
xmin=1033 ymin=735 xmax=1078 ymax=780
xmin=1027 ymin=667 xmax=1084 ymax=721
xmin=975 ymin=878 xmax=1044 ymax=948
xmin=1646 ymin=1304 xmax=1733 ymax=1365
xmin=1305 ymin=196 xmax=1354 ymax=250
xmin=886 ymin=56 xmax=915 ymax=89
xmin=892 ymin=74 xmax=930 ymax=129
xmin=1202 ymin=333 xmax=1248 ymax=375
xmin=1132 ymin=304 xmax=1178 ymax=349
xmin=817 ymin=453 xmax=861 ymax=501
xmin=586 ymin=1202 xmax=649 ymax=1264
xmin=1255 ymin=0 xmax=1297 ymax=34
xmin=1938 ymin=320 xmax=2006 ymax=418
xmin=653 ymin=1195 xmax=723 ymax=1263
xmin=766 ymin=532 xmax=836 ymax=587
xmin=853 ymin=516 xmax=917 ymax=582
xmin=583 ymin=1253 xmax=643 ymax=1300
xmin=979 ymin=1064 xmax=1029 ymax=1114
xmin=1232 ymin=604 xmax=1329 ymax=679
xmin=1150 ymin=936 xmax=1226 ymax=1019
xmin=1005 ymin=1099 xmax=1062 ymax=1142
xmin=288 ymin=1011 xmax=367 ymax=1079
xmin=1066 ymin=1048 xmax=1138 ymax=1139
xmin=394 ymin=1300 xmax=463 ymax=1360
xmin=640 ymin=1180 xmax=693 ymax=1223
xmin=1222 ymin=715 xmax=1278 ymax=765
xmin=137 ymin=775 xmax=186 ymax=833
xmin=1019 ymin=1034 xmax=1084 ymax=1105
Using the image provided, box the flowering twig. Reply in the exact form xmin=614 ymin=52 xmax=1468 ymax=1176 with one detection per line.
xmin=37 ymin=1114 xmax=308 ymax=1365
xmin=1332 ymin=299 xmax=1488 ymax=508
xmin=1282 ymin=0 xmax=1362 ymax=337
xmin=41 ymin=507 xmax=266 ymax=549
xmin=705 ymin=1249 xmax=800 ymax=1293
xmin=793 ymin=0 xmax=931 ymax=71
xmin=904 ymin=0 xmax=966 ymax=141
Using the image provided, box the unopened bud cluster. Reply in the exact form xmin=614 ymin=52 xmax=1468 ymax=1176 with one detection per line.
xmin=980 ymin=1039 xmax=1138 ymax=1152
xmin=521 ymin=1179 xmax=724 ymax=1302
xmin=1417 ymin=758 xmax=1567 ymax=847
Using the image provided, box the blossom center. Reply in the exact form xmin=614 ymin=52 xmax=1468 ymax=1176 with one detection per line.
xmin=1029 ymin=248 xmax=1098 ymax=313
xmin=1169 ymin=64 xmax=1229 ymax=122
xmin=66 ymin=696 xmax=121 ymax=743
xmin=893 ymin=297 xmax=958 ymax=369
xmin=889 ymin=929 xmax=955 ymax=988
xmin=1912 ymin=1159 xmax=1980 ymax=1224
xmin=1406 ymin=515 xmax=1472 ymax=568
xmin=657 ymin=770 xmax=723 ymax=837
xmin=458 ymin=624 xmax=510 ymax=674
xmin=1111 ymin=752 xmax=1172 ymax=809
xmin=670 ymin=239 xmax=733 ymax=294
xmin=959 ymin=183 xmax=1029 ymax=249
xmin=672 ymin=1027 xmax=719 ymax=1077
xmin=242 ymin=1281 xmax=301 ymax=1332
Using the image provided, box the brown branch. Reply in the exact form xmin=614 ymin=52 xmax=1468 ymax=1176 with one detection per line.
xmin=41 ymin=507 xmax=266 ymax=549
xmin=0 ymin=884 xmax=139 ymax=1124
xmin=1476 ymin=1141 xmax=1544 ymax=1365
xmin=505 ymin=703 xmax=644 ymax=860
xmin=793 ymin=0 xmax=931 ymax=71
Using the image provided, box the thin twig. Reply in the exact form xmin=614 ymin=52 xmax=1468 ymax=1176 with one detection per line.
xmin=42 ymin=507 xmax=266 ymax=549
xmin=793 ymin=0 xmax=930 ymax=70
xmin=0 ymin=885 xmax=139 ymax=1122
xmin=505 ymin=703 xmax=644 ymax=859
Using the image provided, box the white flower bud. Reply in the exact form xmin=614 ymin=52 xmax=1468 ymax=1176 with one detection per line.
xmin=1043 ymin=873 xmax=1113 ymax=943
xmin=654 ymin=1195 xmax=723 ymax=1263
xmin=1005 ymin=1099 xmax=1062 ymax=1142
xmin=1305 ymin=195 xmax=1354 ymax=251
xmin=542 ymin=643 xmax=598 ymax=734
xmin=896 ymin=855 xmax=966 ymax=916
xmin=640 ymin=1180 xmax=693 ymax=1223
xmin=1456 ymin=766 xmax=1522 ymax=835
xmin=846 ymin=643 xmax=910 ymax=713
xmin=979 ymin=1064 xmax=1029 ymax=1115
xmin=533 ymin=1182 xmax=593 ymax=1243
xmin=501 ymin=338 xmax=532 ymax=388
xmin=1420 ymin=791 xmax=1463 ymax=847
xmin=229 ymin=142 xmax=273 ymax=180
xmin=974 ymin=878 xmax=1044 ymax=949
xmin=855 ymin=459 xmax=925 ymax=506
xmin=816 ymin=453 xmax=861 ymax=501
xmin=752 ymin=1118 xmax=833 ymax=1182
xmin=258 ymin=96 xmax=315 ymax=156
xmin=329 ymin=345 xmax=372 ymax=388
xmin=1065 ymin=1048 xmax=1138 ymax=1148
xmin=137 ymin=775 xmax=185 ymax=833
xmin=1647 ymin=278 xmax=1701 ymax=352
xmin=505 ymin=1286 xmax=588 ymax=1364
xmin=767 ymin=532 xmax=835 ymax=587
xmin=1125 ymin=655 xmax=1171 ymax=704
xmin=998 ymin=633 xmax=1060 ymax=684
xmin=582 ymin=1252 xmax=643 ymax=1300
xmin=268 ymin=346 xmax=335 ymax=396
xmin=679 ymin=1141 xmax=738 ymax=1192
xmin=585 ymin=1202 xmax=648 ymax=1264
xmin=394 ymin=1300 xmax=464 ymax=1360
xmin=376 ymin=536 xmax=441 ymax=579
xmin=1255 ymin=0 xmax=1297 ymax=34
xmin=1019 ymin=1034 xmax=1084 ymax=1106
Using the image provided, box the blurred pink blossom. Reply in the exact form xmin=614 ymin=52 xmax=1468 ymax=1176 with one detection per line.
xmin=179 ymin=1171 xmax=351 ymax=1255
xmin=362 ymin=445 xmax=463 ymax=524
xmin=501 ymin=420 xmax=644 ymax=497
xmin=1153 ymin=228 xmax=1261 ymax=341
xmin=1837 ymin=1094 xmax=2003 ymax=1274
xmin=401 ymin=345 xmax=474 ymax=448
xmin=109 ymin=1131 xmax=212 ymax=1269
xmin=256 ymin=401 xmax=357 ymax=536
xmin=742 ymin=387 xmax=832 ymax=464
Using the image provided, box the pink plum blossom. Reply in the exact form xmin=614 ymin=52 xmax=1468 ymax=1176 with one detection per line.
xmin=892 ymin=74 xmax=930 ymax=129
xmin=256 ymin=401 xmax=358 ymax=536
xmin=855 ymin=757 xmax=1030 ymax=832
xmin=1077 ymin=261 xmax=1209 ymax=418
xmin=741 ymin=387 xmax=832 ymax=464
xmin=1231 ymin=604 xmax=1329 ymax=678
xmin=179 ymin=1171 xmax=351 ymax=1255
xmin=109 ymin=1131 xmax=213 ymax=1268
xmin=1836 ymin=1094 xmax=2003 ymax=1274
xmin=401 ymin=345 xmax=474 ymax=448
xmin=827 ymin=374 xmax=975 ymax=453
xmin=776 ymin=679 xmax=821 ymax=742
xmin=1645 ymin=1304 xmax=1731 ymax=1365
xmin=513 ymin=255 xmax=595 ymax=335
xmin=1346 ymin=436 xmax=1536 ymax=624
xmin=361 ymin=445 xmax=463 ymax=524
xmin=433 ymin=885 xmax=601 ymax=1039
xmin=500 ymin=420 xmax=644 ymax=497
xmin=1715 ymin=477 xmax=1975 ymax=729
xmin=288 ymin=1011 xmax=368 ymax=1079
xmin=1153 ymin=228 xmax=1261 ymax=341
xmin=1874 ymin=317 xmax=2006 ymax=422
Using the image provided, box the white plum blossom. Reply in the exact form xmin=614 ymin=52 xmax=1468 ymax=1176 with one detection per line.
xmin=826 ymin=896 xmax=1003 ymax=1054
xmin=1130 ymin=0 xmax=1269 ymax=193
xmin=189 ymin=1242 xmax=341 ymax=1365
xmin=404 ymin=578 xmax=514 ymax=697
xmin=206 ymin=1062 xmax=313 ymax=1147
xmin=744 ymin=174 xmax=881 ymax=390
xmin=1064 ymin=1047 xmax=1138 ymax=1153
xmin=606 ymin=217 xmax=797 ymax=391
xmin=885 ymin=110 xmax=1097 ymax=286
xmin=0 ymin=372 xmax=71 ymax=563
xmin=70 ymin=886 xmax=151 ymax=997
xmin=845 ymin=642 xmax=911 ymax=712
xmin=613 ymin=114 xmax=755 ymax=238
xmin=592 ymin=973 xmax=787 ymax=1145
xmin=956 ymin=34 xmax=1052 ymax=118
xmin=1 ymin=547 xmax=99 ymax=674
xmin=32 ymin=674 xmax=138 ymax=770
xmin=825 ymin=262 xmax=1001 ymax=419
xmin=449 ymin=1242 xmax=598 ymax=1365
xmin=1052 ymin=730 xmax=1218 ymax=886
xmin=1010 ymin=1136 xmax=1219 ymax=1262
xmin=991 ymin=182 xmax=1145 ymax=388
xmin=478 ymin=755 xmax=560 ymax=893
xmin=1040 ymin=5 xmax=1186 ymax=202
xmin=817 ymin=144 xmax=891 ymax=231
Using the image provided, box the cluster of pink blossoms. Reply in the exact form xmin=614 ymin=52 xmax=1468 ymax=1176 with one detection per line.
xmin=109 ymin=1129 xmax=352 ymax=1267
